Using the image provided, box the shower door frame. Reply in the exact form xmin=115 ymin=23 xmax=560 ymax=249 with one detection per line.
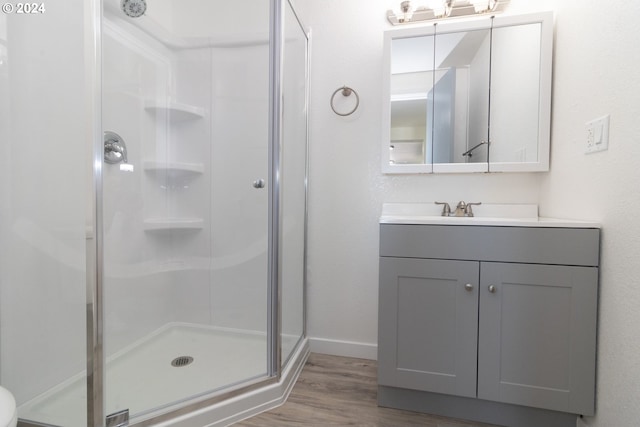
xmin=83 ymin=0 xmax=310 ymax=426
xmin=87 ymin=0 xmax=104 ymax=424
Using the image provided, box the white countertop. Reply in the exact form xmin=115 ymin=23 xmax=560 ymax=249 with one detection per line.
xmin=380 ymin=203 xmax=601 ymax=228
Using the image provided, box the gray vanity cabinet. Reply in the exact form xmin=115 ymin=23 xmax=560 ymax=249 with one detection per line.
xmin=478 ymin=262 xmax=598 ymax=414
xmin=378 ymin=257 xmax=479 ymax=398
xmin=378 ymin=224 xmax=600 ymax=426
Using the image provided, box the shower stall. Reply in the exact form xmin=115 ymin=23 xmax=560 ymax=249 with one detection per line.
xmin=0 ymin=0 xmax=309 ymax=425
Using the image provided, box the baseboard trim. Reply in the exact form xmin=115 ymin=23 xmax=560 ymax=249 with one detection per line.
xmin=308 ymin=336 xmax=377 ymax=360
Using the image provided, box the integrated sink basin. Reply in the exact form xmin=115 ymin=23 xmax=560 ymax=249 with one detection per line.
xmin=380 ymin=203 xmax=600 ymax=228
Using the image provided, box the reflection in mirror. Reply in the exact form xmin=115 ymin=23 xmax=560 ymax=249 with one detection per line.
xmin=389 ymin=35 xmax=434 ymax=165
xmin=489 ymin=22 xmax=541 ymax=163
xmin=433 ymin=28 xmax=490 ymax=164
xmin=390 ymin=99 xmax=427 ymax=164
xmin=389 ymin=29 xmax=493 ymax=166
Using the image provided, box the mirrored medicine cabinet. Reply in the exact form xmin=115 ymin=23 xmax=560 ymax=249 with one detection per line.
xmin=381 ymin=11 xmax=553 ymax=173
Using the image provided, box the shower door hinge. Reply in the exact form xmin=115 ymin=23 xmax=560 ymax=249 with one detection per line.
xmin=106 ymin=409 xmax=129 ymax=427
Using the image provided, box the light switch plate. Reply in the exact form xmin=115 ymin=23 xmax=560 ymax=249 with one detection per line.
xmin=585 ymin=115 xmax=610 ymax=154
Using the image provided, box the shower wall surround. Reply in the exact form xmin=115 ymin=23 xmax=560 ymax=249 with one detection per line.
xmin=102 ymin=18 xmax=271 ymax=355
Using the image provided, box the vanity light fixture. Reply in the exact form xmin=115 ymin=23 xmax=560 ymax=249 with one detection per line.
xmin=399 ymin=1 xmax=413 ymax=23
xmin=386 ymin=0 xmax=509 ymax=25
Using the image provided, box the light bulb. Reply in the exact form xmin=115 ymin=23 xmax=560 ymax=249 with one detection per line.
xmin=470 ymin=0 xmax=491 ymax=13
xmin=400 ymin=1 xmax=413 ymax=22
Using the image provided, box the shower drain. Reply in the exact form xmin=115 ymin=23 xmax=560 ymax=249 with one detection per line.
xmin=171 ymin=356 xmax=194 ymax=367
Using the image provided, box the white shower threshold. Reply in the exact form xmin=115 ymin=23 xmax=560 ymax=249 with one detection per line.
xmin=18 ymin=323 xmax=308 ymax=427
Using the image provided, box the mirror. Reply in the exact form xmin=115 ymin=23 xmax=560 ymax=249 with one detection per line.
xmin=389 ymin=34 xmax=433 ymax=166
xmin=382 ymin=12 xmax=553 ymax=173
xmin=432 ymin=28 xmax=491 ymax=166
xmin=489 ymin=22 xmax=542 ymax=164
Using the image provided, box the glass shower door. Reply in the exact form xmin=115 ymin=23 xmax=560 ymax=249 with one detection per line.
xmin=0 ymin=3 xmax=90 ymax=426
xmin=101 ymin=0 xmax=271 ymax=422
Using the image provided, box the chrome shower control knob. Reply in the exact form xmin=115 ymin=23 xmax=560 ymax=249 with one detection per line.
xmin=252 ymin=179 xmax=265 ymax=189
xmin=121 ymin=0 xmax=147 ymax=18
xmin=104 ymin=131 xmax=128 ymax=164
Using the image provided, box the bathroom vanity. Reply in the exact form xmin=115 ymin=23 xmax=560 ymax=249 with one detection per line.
xmin=377 ymin=204 xmax=600 ymax=427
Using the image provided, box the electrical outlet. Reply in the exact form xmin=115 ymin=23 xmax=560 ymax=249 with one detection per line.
xmin=585 ymin=115 xmax=610 ymax=154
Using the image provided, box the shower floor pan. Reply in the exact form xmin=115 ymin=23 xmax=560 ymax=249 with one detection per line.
xmin=18 ymin=323 xmax=286 ymax=427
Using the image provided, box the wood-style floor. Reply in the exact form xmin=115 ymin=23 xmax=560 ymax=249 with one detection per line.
xmin=236 ymin=353 xmax=500 ymax=427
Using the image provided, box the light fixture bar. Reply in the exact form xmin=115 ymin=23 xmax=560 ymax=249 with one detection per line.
xmin=386 ymin=0 xmax=509 ymax=25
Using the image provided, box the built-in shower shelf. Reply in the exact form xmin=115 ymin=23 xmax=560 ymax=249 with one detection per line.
xmin=143 ymin=161 xmax=204 ymax=180
xmin=144 ymin=100 xmax=206 ymax=121
xmin=143 ymin=218 xmax=204 ymax=233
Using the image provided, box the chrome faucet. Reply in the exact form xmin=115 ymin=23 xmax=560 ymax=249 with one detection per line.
xmin=453 ymin=201 xmax=467 ymax=217
xmin=434 ymin=201 xmax=482 ymax=217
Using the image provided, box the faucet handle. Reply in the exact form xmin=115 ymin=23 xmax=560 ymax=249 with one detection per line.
xmin=464 ymin=202 xmax=482 ymax=217
xmin=434 ymin=201 xmax=451 ymax=217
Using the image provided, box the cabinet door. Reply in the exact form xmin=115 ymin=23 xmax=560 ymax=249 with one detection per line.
xmin=478 ymin=262 xmax=597 ymax=415
xmin=378 ymin=257 xmax=479 ymax=398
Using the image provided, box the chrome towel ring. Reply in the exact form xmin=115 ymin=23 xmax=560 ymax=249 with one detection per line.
xmin=330 ymin=85 xmax=360 ymax=116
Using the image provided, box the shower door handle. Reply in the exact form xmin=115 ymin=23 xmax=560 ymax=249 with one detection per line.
xmin=252 ymin=179 xmax=265 ymax=189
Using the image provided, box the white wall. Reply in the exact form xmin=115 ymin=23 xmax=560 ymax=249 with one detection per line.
xmin=537 ymin=2 xmax=640 ymax=427
xmin=149 ymin=0 xmax=269 ymax=41
xmin=295 ymin=0 xmax=640 ymax=426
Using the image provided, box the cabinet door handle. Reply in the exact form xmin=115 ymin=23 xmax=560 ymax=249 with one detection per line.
xmin=488 ymin=284 xmax=497 ymax=293
xmin=464 ymin=283 xmax=474 ymax=291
